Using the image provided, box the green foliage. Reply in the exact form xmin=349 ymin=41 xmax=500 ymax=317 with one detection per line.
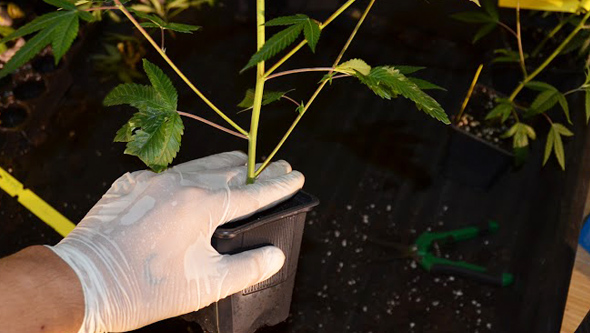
xmin=485 ymin=100 xmax=513 ymax=123
xmin=544 ymin=123 xmax=573 ymax=170
xmin=502 ymin=123 xmax=536 ymax=149
xmin=104 ymin=59 xmax=184 ymax=172
xmin=586 ymin=90 xmax=590 ymax=124
xmin=0 ymin=0 xmax=92 ymax=78
xmin=242 ymin=14 xmax=321 ymax=71
xmin=525 ymin=81 xmax=571 ymax=123
xmin=394 ymin=66 xmax=425 ymax=75
xmin=133 ymin=9 xmax=201 ymax=33
xmin=408 ymin=78 xmax=447 ymax=91
xmin=335 ymin=59 xmax=371 ymax=76
xmin=237 ymin=89 xmax=292 ymax=109
xmin=353 ymin=66 xmax=449 ymax=124
xmin=451 ymin=0 xmax=499 ymax=43
xmin=492 ymin=49 xmax=527 ymax=64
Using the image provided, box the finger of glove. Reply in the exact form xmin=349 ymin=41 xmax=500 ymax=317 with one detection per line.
xmin=224 ymin=170 xmax=304 ymax=223
xmin=216 ymin=246 xmax=285 ymax=300
xmin=226 ymin=160 xmax=292 ymax=187
xmin=172 ymin=151 xmax=247 ymax=174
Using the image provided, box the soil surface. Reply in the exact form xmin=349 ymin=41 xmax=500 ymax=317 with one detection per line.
xmin=1 ymin=1 xmax=589 ymax=333
xmin=455 ymin=85 xmax=515 ymax=153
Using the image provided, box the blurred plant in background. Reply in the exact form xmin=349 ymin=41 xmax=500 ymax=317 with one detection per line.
xmin=453 ymin=0 xmax=590 ymax=169
xmin=92 ymin=34 xmax=146 ymax=82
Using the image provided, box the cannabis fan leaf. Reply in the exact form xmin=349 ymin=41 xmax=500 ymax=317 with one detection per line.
xmin=0 ymin=0 xmax=93 ymax=78
xmin=242 ymin=14 xmax=321 ymax=71
xmin=353 ymin=65 xmax=449 ymax=124
xmin=544 ymin=123 xmax=573 ymax=170
xmin=104 ymin=59 xmax=184 ymax=172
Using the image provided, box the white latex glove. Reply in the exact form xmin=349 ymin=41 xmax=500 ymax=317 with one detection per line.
xmin=47 ymin=151 xmax=304 ymax=333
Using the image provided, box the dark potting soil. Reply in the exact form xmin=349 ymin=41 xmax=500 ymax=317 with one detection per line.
xmin=455 ymin=85 xmax=514 ymax=153
xmin=1 ymin=1 xmax=589 ymax=333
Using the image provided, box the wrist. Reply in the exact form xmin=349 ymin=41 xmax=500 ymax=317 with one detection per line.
xmin=0 ymin=245 xmax=84 ymax=333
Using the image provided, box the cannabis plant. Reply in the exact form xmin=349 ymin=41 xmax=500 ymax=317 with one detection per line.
xmin=0 ymin=0 xmax=464 ymax=183
xmin=453 ymin=0 xmax=590 ymax=169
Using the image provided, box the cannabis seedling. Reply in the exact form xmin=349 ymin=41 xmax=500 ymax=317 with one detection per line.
xmin=453 ymin=0 xmax=590 ymax=169
xmin=1 ymin=0 xmax=457 ymax=183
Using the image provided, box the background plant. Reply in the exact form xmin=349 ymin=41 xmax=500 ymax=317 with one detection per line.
xmin=453 ymin=0 xmax=590 ymax=169
xmin=0 ymin=0 xmax=472 ymax=184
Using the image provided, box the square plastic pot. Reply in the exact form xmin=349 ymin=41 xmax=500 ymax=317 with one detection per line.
xmin=182 ymin=191 xmax=319 ymax=333
xmin=443 ymin=125 xmax=514 ymax=189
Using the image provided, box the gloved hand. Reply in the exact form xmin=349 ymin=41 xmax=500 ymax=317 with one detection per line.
xmin=47 ymin=151 xmax=304 ymax=333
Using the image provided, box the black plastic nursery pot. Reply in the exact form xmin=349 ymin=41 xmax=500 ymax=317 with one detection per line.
xmin=443 ymin=124 xmax=514 ymax=189
xmin=183 ymin=191 xmax=319 ymax=333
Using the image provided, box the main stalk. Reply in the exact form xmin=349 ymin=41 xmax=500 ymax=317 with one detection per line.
xmin=247 ymin=0 xmax=267 ymax=184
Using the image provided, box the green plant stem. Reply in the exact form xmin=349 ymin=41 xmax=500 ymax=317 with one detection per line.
xmin=177 ymin=111 xmax=248 ymax=139
xmin=509 ymin=10 xmax=590 ymax=102
xmin=265 ymin=67 xmax=342 ymax=80
xmin=263 ymin=0 xmax=357 ymax=77
xmin=247 ymin=0 xmax=266 ymax=184
xmin=498 ymin=21 xmax=518 ymax=38
xmin=281 ymin=95 xmax=301 ymax=107
xmin=515 ymin=3 xmax=527 ymax=77
xmin=254 ymin=0 xmax=375 ymax=177
xmin=541 ymin=112 xmax=553 ymax=125
xmin=114 ymin=0 xmax=248 ymax=137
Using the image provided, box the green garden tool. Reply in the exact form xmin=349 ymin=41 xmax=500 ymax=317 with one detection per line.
xmin=373 ymin=221 xmax=514 ymax=287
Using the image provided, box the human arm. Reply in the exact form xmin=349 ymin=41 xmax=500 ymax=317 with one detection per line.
xmin=0 ymin=151 xmax=304 ymax=332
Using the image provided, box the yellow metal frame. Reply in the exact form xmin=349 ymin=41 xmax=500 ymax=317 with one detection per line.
xmin=499 ymin=0 xmax=590 ymax=13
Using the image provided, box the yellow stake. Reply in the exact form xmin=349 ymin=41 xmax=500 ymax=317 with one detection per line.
xmin=0 ymin=167 xmax=75 ymax=237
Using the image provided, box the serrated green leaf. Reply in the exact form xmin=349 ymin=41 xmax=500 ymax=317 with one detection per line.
xmin=237 ymin=89 xmax=290 ymax=109
xmin=78 ymin=10 xmax=95 ymax=22
xmin=543 ymin=128 xmax=554 ymax=165
xmin=553 ymin=123 xmax=574 ymax=136
xmin=355 ymin=66 xmax=449 ymax=124
xmin=164 ymin=22 xmax=201 ymax=33
xmin=336 ymin=59 xmax=371 ymax=76
xmin=395 ymin=66 xmax=426 ymax=75
xmin=525 ymin=81 xmax=557 ymax=92
xmin=140 ymin=22 xmax=161 ymax=28
xmin=124 ymin=108 xmax=184 ymax=172
xmin=242 ymin=24 xmax=303 ymax=72
xmin=504 ymin=123 xmax=534 ymax=148
xmin=557 ymin=93 xmax=572 ymax=124
xmin=0 ymin=11 xmax=71 ymax=43
xmin=408 ymin=78 xmax=446 ymax=91
xmin=473 ymin=23 xmax=496 ymax=43
xmin=51 ymin=11 xmax=79 ymax=64
xmin=585 ymin=90 xmax=590 ymax=124
xmin=529 ymin=90 xmax=560 ymax=115
xmin=303 ymin=19 xmax=320 ymax=52
xmin=104 ymin=84 xmax=164 ymax=110
xmin=451 ymin=12 xmax=495 ymax=23
xmin=0 ymin=27 xmax=56 ymax=78
xmin=114 ymin=113 xmax=142 ymax=143
xmin=142 ymin=59 xmax=178 ymax=111
xmin=44 ymin=0 xmax=76 ymax=10
xmin=553 ymin=128 xmax=566 ymax=170
xmin=265 ymin=14 xmax=308 ymax=26
xmin=486 ymin=102 xmax=512 ymax=123
xmin=502 ymin=123 xmax=518 ymax=138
